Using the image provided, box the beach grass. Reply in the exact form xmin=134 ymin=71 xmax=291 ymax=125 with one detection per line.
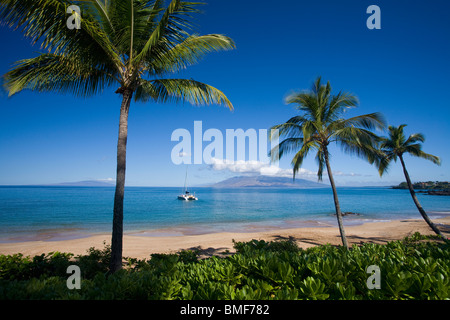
xmin=0 ymin=233 xmax=448 ymax=300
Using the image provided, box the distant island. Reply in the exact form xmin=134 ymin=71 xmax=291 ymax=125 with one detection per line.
xmin=209 ymin=175 xmax=326 ymax=188
xmin=45 ymin=180 xmax=115 ymax=187
xmin=392 ymin=181 xmax=450 ymax=196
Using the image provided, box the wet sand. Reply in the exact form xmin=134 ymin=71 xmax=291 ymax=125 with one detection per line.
xmin=0 ymin=217 xmax=449 ymax=259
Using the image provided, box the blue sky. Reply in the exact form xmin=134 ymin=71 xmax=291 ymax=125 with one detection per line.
xmin=0 ymin=0 xmax=449 ymax=187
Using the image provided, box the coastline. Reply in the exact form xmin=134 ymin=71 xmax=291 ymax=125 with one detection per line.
xmin=0 ymin=217 xmax=449 ymax=260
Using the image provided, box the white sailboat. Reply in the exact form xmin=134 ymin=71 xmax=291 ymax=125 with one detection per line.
xmin=178 ymin=167 xmax=198 ymax=201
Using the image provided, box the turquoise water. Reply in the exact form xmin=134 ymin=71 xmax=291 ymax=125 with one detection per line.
xmin=0 ymin=186 xmax=449 ymax=242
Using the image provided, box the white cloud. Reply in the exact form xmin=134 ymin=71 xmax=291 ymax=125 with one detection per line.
xmin=208 ymin=158 xmax=368 ymax=180
xmin=208 ymin=158 xmax=316 ymax=178
xmin=97 ymin=178 xmax=115 ymax=182
xmin=332 ymin=171 xmax=363 ymax=177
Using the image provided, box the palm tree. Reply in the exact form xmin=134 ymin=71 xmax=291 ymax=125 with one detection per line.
xmin=378 ymin=125 xmax=445 ymax=239
xmin=270 ymin=77 xmax=386 ymax=248
xmin=0 ymin=0 xmax=235 ymax=272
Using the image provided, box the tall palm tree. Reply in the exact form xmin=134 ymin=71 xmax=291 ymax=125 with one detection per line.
xmin=270 ymin=77 xmax=386 ymax=248
xmin=0 ymin=0 xmax=235 ymax=272
xmin=378 ymin=125 xmax=445 ymax=239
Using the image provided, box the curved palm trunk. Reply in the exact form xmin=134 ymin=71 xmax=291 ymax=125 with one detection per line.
xmin=110 ymin=89 xmax=133 ymax=273
xmin=324 ymin=148 xmax=349 ymax=248
xmin=399 ymin=155 xmax=445 ymax=239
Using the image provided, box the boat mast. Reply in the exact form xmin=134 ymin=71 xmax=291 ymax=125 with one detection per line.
xmin=183 ymin=165 xmax=188 ymax=193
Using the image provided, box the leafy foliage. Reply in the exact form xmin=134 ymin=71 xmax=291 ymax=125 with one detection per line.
xmin=378 ymin=125 xmax=445 ymax=239
xmin=0 ymin=243 xmax=111 ymax=281
xmin=378 ymin=124 xmax=441 ymax=176
xmin=0 ymin=0 xmax=235 ymax=274
xmin=0 ymin=234 xmax=449 ymax=300
xmin=0 ymin=0 xmax=235 ymax=107
xmin=268 ymin=77 xmax=387 ymax=248
xmin=270 ymin=77 xmax=386 ymax=181
xmin=393 ymin=181 xmax=450 ymax=191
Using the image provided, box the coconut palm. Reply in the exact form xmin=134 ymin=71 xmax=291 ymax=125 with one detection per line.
xmin=378 ymin=125 xmax=445 ymax=239
xmin=270 ymin=77 xmax=386 ymax=247
xmin=0 ymin=0 xmax=235 ymax=272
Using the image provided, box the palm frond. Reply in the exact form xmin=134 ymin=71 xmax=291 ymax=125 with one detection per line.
xmin=1 ymin=0 xmax=234 ymax=104
xmin=378 ymin=124 xmax=441 ymax=175
xmin=387 ymin=124 xmax=407 ymax=145
xmin=285 ymin=91 xmax=320 ymax=121
xmin=338 ymin=112 xmax=386 ymax=131
xmin=79 ymin=12 xmax=124 ymax=71
xmin=132 ymin=0 xmax=201 ymax=66
xmin=134 ymin=78 xmax=233 ymax=109
xmin=315 ymin=148 xmax=326 ymax=181
xmin=0 ymin=0 xmax=68 ymax=47
xmin=326 ymin=91 xmax=359 ymax=121
xmin=377 ymin=150 xmax=393 ymax=177
xmin=74 ymin=0 xmax=115 ymax=33
xmin=405 ymin=133 xmax=425 ymax=145
xmin=0 ymin=0 xmax=124 ymax=79
xmin=109 ymin=0 xmax=152 ymax=62
xmin=271 ymin=121 xmax=304 ymax=139
xmin=291 ymin=140 xmax=316 ymax=180
xmin=333 ymin=126 xmax=383 ymax=165
xmin=272 ymin=137 xmax=304 ymax=162
xmin=146 ymin=0 xmax=164 ymax=23
xmin=4 ymin=53 xmax=116 ymax=96
xmin=149 ymin=34 xmax=235 ymax=74
xmin=405 ymin=145 xmax=441 ymax=165
xmin=273 ymin=77 xmax=387 ymax=179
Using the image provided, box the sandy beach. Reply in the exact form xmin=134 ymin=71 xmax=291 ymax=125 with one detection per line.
xmin=1 ymin=217 xmax=449 ymax=260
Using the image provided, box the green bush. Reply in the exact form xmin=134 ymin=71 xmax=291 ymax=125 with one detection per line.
xmin=0 ymin=243 xmax=110 ymax=282
xmin=76 ymin=243 xmax=111 ymax=278
xmin=0 ymin=234 xmax=449 ymax=300
xmin=233 ymin=238 xmax=300 ymax=254
xmin=0 ymin=252 xmax=74 ymax=281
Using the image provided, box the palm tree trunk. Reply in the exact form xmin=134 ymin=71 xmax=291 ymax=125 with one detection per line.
xmin=399 ymin=155 xmax=445 ymax=239
xmin=110 ymin=89 xmax=133 ymax=273
xmin=324 ymin=148 xmax=349 ymax=248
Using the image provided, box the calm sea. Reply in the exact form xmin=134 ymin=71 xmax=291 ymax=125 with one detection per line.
xmin=0 ymin=186 xmax=449 ymax=242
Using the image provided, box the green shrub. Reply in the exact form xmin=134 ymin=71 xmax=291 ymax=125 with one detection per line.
xmin=0 ymin=251 xmax=73 ymax=280
xmin=0 ymin=234 xmax=449 ymax=300
xmin=75 ymin=243 xmax=111 ymax=278
xmin=0 ymin=243 xmax=110 ymax=282
xmin=233 ymin=238 xmax=300 ymax=254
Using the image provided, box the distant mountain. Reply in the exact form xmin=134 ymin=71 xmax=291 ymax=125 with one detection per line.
xmin=210 ymin=175 xmax=326 ymax=188
xmin=47 ymin=180 xmax=115 ymax=187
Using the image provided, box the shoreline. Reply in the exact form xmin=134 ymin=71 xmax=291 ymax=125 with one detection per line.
xmin=0 ymin=217 xmax=412 ymax=244
xmin=0 ymin=217 xmax=449 ymax=259
xmin=3 ymin=210 xmax=449 ymax=244
xmin=0 ymin=217 xmax=373 ymax=243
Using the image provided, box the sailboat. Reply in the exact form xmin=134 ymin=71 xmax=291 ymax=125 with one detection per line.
xmin=178 ymin=166 xmax=198 ymax=201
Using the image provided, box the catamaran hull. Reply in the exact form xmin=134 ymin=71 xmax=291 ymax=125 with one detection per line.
xmin=178 ymin=196 xmax=198 ymax=201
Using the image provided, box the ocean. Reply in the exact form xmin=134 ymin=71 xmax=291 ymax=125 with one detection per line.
xmin=0 ymin=186 xmax=449 ymax=243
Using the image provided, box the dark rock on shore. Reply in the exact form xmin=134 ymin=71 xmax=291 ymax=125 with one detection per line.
xmin=333 ymin=212 xmax=360 ymax=217
xmin=426 ymin=190 xmax=450 ymax=196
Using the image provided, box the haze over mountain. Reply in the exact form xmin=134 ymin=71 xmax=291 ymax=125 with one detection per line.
xmin=45 ymin=180 xmax=115 ymax=187
xmin=209 ymin=175 xmax=326 ymax=188
xmin=39 ymin=176 xmax=326 ymax=188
